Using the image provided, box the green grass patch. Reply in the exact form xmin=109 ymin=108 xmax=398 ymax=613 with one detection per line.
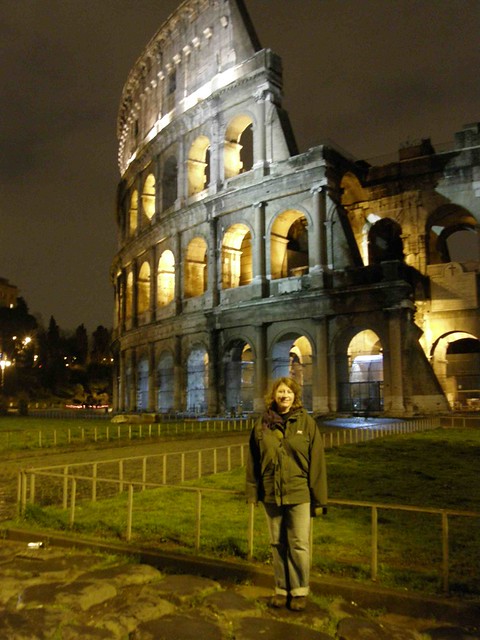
xmin=15 ymin=427 xmax=480 ymax=597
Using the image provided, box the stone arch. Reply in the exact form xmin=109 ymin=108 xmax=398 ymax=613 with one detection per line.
xmin=221 ymin=223 xmax=252 ymax=289
xmin=157 ymin=350 xmax=174 ymax=413
xmin=184 ymin=237 xmax=208 ymax=298
xmin=157 ymin=250 xmax=175 ymax=307
xmin=186 ymin=344 xmax=209 ymax=413
xmin=162 ymin=155 xmax=178 ymax=211
xmin=129 ymin=190 xmax=138 ymax=236
xmin=336 ymin=328 xmax=384 ymax=412
xmin=368 ymin=218 xmax=404 ymax=264
xmin=224 ymin=115 xmax=254 ymax=178
xmin=137 ymin=261 xmax=151 ymax=316
xmin=270 ymin=210 xmax=309 ymax=279
xmin=426 ymin=205 xmax=479 ymax=264
xmin=223 ymin=338 xmax=255 ymax=413
xmin=188 ymin=135 xmax=211 ymax=196
xmin=271 ymin=332 xmax=313 ymax=410
xmin=431 ymin=331 xmax=480 ymax=409
xmin=142 ymin=173 xmax=156 ymax=224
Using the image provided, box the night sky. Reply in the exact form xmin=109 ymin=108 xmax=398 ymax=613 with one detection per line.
xmin=1 ymin=0 xmax=478 ymax=333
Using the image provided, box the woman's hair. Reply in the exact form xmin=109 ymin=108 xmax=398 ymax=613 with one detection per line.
xmin=265 ymin=377 xmax=303 ymax=411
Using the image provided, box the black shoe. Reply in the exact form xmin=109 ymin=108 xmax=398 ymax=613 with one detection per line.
xmin=289 ymin=596 xmax=307 ymax=611
xmin=269 ymin=594 xmax=287 ymax=608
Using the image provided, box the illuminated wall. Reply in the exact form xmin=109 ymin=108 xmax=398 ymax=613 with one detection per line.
xmin=112 ymin=0 xmax=479 ymax=416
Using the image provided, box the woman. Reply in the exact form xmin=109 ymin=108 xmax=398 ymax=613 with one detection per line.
xmin=246 ymin=377 xmax=327 ymax=611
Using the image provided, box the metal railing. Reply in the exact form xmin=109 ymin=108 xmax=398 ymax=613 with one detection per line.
xmin=0 ymin=417 xmax=253 ymax=450
xmin=16 ymin=417 xmax=479 ymax=594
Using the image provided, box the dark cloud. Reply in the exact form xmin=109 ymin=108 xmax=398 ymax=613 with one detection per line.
xmin=0 ymin=0 xmax=478 ymax=331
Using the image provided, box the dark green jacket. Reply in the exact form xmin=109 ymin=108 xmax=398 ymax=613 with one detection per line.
xmin=246 ymin=408 xmax=327 ymax=508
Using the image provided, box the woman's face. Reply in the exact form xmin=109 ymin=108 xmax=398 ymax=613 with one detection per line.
xmin=274 ymin=383 xmax=295 ymax=414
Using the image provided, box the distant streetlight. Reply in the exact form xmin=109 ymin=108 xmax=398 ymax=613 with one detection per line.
xmin=0 ymin=355 xmax=12 ymax=390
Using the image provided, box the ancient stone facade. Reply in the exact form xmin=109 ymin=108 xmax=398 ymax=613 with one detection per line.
xmin=111 ymin=0 xmax=479 ymax=416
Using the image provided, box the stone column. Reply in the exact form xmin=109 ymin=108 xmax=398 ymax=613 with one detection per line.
xmin=149 ymin=246 xmax=157 ymax=322
xmin=208 ymin=217 xmax=219 ymax=307
xmin=209 ymin=114 xmax=222 ymax=192
xmin=207 ymin=329 xmax=219 ymax=415
xmin=173 ymin=335 xmax=183 ymax=412
xmin=253 ymin=324 xmax=268 ymax=412
xmin=177 ymin=136 xmax=186 ymax=206
xmin=313 ymin=317 xmax=330 ymax=413
xmin=148 ymin=343 xmax=156 ymax=412
xmin=385 ymin=308 xmax=406 ymax=414
xmin=175 ymin=232 xmax=183 ymax=314
xmin=252 ymin=201 xmax=268 ymax=296
xmin=118 ymin=349 xmax=126 ymax=412
xmin=131 ymin=261 xmax=138 ymax=328
xmin=129 ymin=349 xmax=137 ymax=412
xmin=253 ymin=90 xmax=267 ymax=175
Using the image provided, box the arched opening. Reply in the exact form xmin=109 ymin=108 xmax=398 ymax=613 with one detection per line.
xmin=338 ymin=329 xmax=383 ymax=412
xmin=368 ymin=218 xmax=404 ymax=264
xmin=271 ymin=334 xmax=313 ymax=410
xmin=427 ymin=205 xmax=479 ymax=265
xmin=222 ymin=224 xmax=252 ymax=289
xmin=142 ymin=173 xmax=156 ymax=224
xmin=162 ymin=156 xmax=178 ymax=211
xmin=157 ymin=351 xmax=174 ymax=413
xmin=431 ymin=332 xmax=480 ymax=409
xmin=224 ymin=116 xmax=254 ymax=178
xmin=184 ymin=237 xmax=208 ymax=298
xmin=186 ymin=346 xmax=209 ymax=413
xmin=137 ymin=261 xmax=151 ymax=317
xmin=129 ymin=190 xmax=138 ymax=236
xmin=137 ymin=356 xmax=149 ymax=411
xmin=157 ymin=250 xmax=175 ymax=306
xmin=224 ymin=340 xmax=255 ymax=413
xmin=270 ymin=211 xmax=309 ymax=279
xmin=188 ymin=136 xmax=211 ymax=197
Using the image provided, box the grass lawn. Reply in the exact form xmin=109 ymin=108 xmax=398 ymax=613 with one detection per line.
xmin=15 ymin=427 xmax=480 ymax=596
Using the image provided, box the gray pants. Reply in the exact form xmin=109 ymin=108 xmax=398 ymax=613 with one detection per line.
xmin=263 ymin=502 xmax=311 ymax=597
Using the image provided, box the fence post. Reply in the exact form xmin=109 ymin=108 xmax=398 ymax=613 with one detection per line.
xmin=63 ymin=466 xmax=69 ymax=510
xmin=142 ymin=457 xmax=147 ymax=490
xmin=126 ymin=484 xmax=133 ymax=542
xmin=213 ymin=449 xmax=217 ymax=474
xmin=181 ymin=453 xmax=185 ymax=482
xmin=371 ymin=505 xmax=378 ymax=582
xmin=195 ymin=490 xmax=202 ymax=552
xmin=198 ymin=451 xmax=202 ymax=479
xmin=441 ymin=511 xmax=449 ymax=593
xmin=92 ymin=462 xmax=97 ymax=502
xmin=162 ymin=454 xmax=167 ymax=484
xmin=69 ymin=478 xmax=76 ymax=528
xmin=119 ymin=460 xmax=124 ymax=493
xmin=227 ymin=446 xmax=232 ymax=471
xmin=21 ymin=471 xmax=28 ymax=515
xmin=247 ymin=502 xmax=255 ymax=561
xmin=30 ymin=473 xmax=36 ymax=505
xmin=16 ymin=471 xmax=22 ymax=515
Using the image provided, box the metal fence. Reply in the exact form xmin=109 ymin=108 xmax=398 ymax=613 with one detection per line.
xmin=16 ymin=416 xmax=480 ymax=594
xmin=0 ymin=417 xmax=253 ymax=450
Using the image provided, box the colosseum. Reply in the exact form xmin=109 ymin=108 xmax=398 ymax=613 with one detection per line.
xmin=111 ymin=0 xmax=480 ymax=417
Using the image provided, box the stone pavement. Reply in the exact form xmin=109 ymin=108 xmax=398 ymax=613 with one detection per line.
xmin=1 ymin=535 xmax=479 ymax=640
